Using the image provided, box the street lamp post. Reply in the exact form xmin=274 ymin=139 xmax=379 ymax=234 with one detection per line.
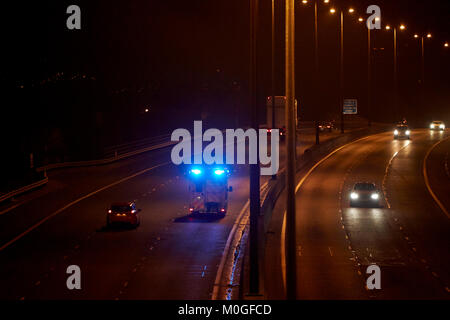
xmin=302 ymin=0 xmax=329 ymax=143
xmin=285 ymin=0 xmax=297 ymax=301
xmin=386 ymin=24 xmax=405 ymax=120
xmin=330 ymin=7 xmax=349 ymax=133
xmin=394 ymin=27 xmax=398 ymax=119
xmin=249 ymin=0 xmax=260 ymax=296
xmin=367 ymin=26 xmax=372 ymax=127
xmin=314 ymin=1 xmax=320 ymax=144
xmin=271 ymin=0 xmax=276 ymax=180
xmin=414 ymin=33 xmax=432 ymax=114
xmin=339 ymin=9 xmax=344 ymax=133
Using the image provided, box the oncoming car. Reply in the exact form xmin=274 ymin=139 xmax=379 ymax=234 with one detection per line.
xmin=393 ymin=125 xmax=411 ymax=140
xmin=318 ymin=121 xmax=334 ymax=132
xmin=350 ymin=182 xmax=382 ymax=208
xmin=107 ymin=202 xmax=141 ymax=227
xmin=429 ymin=121 xmax=445 ymax=131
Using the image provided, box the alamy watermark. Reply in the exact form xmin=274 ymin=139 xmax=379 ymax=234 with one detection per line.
xmin=170 ymin=121 xmax=279 ymax=176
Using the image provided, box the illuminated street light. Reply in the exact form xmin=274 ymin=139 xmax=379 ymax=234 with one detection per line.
xmin=330 ymin=8 xmax=336 ymax=13
xmin=324 ymin=0 xmax=329 ymax=3
xmin=302 ymin=0 xmax=308 ymax=4
xmin=414 ymin=34 xmax=419 ymax=38
xmin=384 ymin=24 xmax=406 ymax=119
xmin=427 ymin=33 xmax=432 ymax=38
xmin=348 ymin=8 xmax=354 ymax=13
xmin=358 ymin=17 xmax=364 ymax=22
xmin=445 ymin=42 xmax=449 ymax=47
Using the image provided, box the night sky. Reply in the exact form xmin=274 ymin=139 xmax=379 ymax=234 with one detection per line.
xmin=1 ymin=0 xmax=449 ymax=181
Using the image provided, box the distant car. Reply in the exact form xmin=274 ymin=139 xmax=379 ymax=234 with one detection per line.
xmin=429 ymin=121 xmax=445 ymax=131
xmin=350 ymin=182 xmax=382 ymax=207
xmin=393 ymin=125 xmax=411 ymax=140
xmin=107 ymin=202 xmax=141 ymax=227
xmin=267 ymin=126 xmax=286 ymax=137
xmin=318 ymin=121 xmax=334 ymax=132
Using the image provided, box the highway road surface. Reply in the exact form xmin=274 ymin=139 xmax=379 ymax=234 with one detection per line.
xmin=0 ymin=126 xmax=348 ymax=300
xmin=266 ymin=129 xmax=449 ymax=299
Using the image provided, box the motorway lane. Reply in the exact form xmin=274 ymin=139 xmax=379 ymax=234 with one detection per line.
xmin=292 ymin=130 xmax=449 ymax=299
xmin=0 ymin=159 xmax=251 ymax=299
xmin=0 ymin=127 xmax=358 ymax=300
xmin=0 ymin=146 xmax=175 ymax=246
xmin=384 ymin=129 xmax=450 ymax=293
xmin=424 ymin=132 xmax=450 ymax=217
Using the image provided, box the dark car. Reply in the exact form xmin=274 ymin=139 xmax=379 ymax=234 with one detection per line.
xmin=350 ymin=182 xmax=382 ymax=207
xmin=429 ymin=121 xmax=445 ymax=131
xmin=318 ymin=121 xmax=334 ymax=132
xmin=107 ymin=202 xmax=141 ymax=227
xmin=393 ymin=125 xmax=411 ymax=140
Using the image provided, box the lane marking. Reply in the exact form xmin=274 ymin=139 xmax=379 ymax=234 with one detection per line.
xmin=281 ymin=133 xmax=381 ymax=291
xmin=0 ymin=201 xmax=32 ymax=216
xmin=422 ymin=137 xmax=450 ymax=219
xmin=0 ymin=162 xmax=169 ymax=252
xmin=328 ymin=246 xmax=333 ymax=257
xmin=381 ymin=140 xmax=411 ymax=209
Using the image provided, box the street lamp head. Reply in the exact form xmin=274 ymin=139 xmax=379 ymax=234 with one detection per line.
xmin=445 ymin=42 xmax=449 ymax=47
xmin=348 ymin=8 xmax=355 ymax=13
xmin=414 ymin=34 xmax=419 ymax=38
xmin=400 ymin=25 xmax=406 ymax=30
xmin=302 ymin=0 xmax=308 ymax=4
xmin=330 ymin=8 xmax=336 ymax=14
xmin=385 ymin=25 xmax=391 ymax=30
xmin=427 ymin=33 xmax=432 ymax=38
xmin=324 ymin=0 xmax=330 ymax=3
xmin=358 ymin=17 xmax=364 ymax=22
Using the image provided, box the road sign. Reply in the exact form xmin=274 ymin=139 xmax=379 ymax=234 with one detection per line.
xmin=343 ymin=99 xmax=357 ymax=114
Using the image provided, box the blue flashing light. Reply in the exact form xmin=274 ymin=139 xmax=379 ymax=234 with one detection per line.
xmin=214 ymin=169 xmax=225 ymax=175
xmin=191 ymin=168 xmax=202 ymax=175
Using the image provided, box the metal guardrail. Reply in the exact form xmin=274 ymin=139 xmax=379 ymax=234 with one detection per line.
xmin=0 ymin=177 xmax=49 ymax=203
xmin=36 ymin=137 xmax=176 ymax=173
xmin=1 ymin=134 xmax=176 ymax=203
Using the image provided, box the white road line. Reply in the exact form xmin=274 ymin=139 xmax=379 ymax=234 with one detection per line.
xmin=281 ymin=134 xmax=378 ymax=291
xmin=381 ymin=140 xmax=411 ymax=209
xmin=0 ymin=162 xmax=169 ymax=252
xmin=423 ymin=137 xmax=450 ymax=219
xmin=328 ymin=246 xmax=333 ymax=257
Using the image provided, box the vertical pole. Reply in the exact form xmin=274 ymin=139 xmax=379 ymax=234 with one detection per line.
xmin=421 ymin=36 xmax=425 ymax=111
xmin=340 ymin=10 xmax=344 ymax=133
xmin=285 ymin=0 xmax=297 ymax=300
xmin=271 ymin=0 xmax=277 ymax=180
xmin=314 ymin=1 xmax=320 ymax=144
xmin=393 ymin=28 xmax=398 ymax=120
xmin=249 ymin=0 xmax=260 ymax=295
xmin=367 ymin=27 xmax=372 ymax=127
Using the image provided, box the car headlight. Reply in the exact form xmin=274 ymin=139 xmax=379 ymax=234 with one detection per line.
xmin=430 ymin=124 xmax=434 ymax=129
xmin=440 ymin=124 xmax=445 ymax=129
xmin=371 ymin=193 xmax=379 ymax=200
xmin=394 ymin=130 xmax=399 ymax=135
xmin=405 ymin=130 xmax=410 ymax=135
xmin=350 ymin=192 xmax=359 ymax=199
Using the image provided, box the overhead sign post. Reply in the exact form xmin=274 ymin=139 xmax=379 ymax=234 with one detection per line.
xmin=343 ymin=99 xmax=358 ymax=114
